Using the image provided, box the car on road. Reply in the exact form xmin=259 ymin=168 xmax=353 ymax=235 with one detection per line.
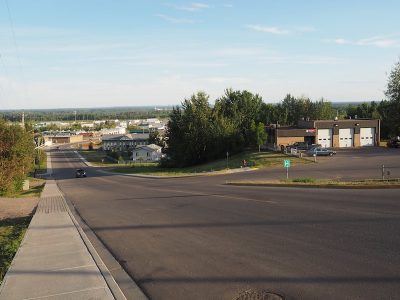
xmin=306 ymin=147 xmax=336 ymax=156
xmin=75 ymin=169 xmax=87 ymax=178
xmin=387 ymin=137 xmax=400 ymax=148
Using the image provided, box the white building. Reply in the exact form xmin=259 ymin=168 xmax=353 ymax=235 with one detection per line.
xmin=100 ymin=127 xmax=126 ymax=135
xmin=102 ymin=133 xmax=149 ymax=151
xmin=131 ymin=144 xmax=162 ymax=162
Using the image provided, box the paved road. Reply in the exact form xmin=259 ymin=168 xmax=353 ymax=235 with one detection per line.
xmin=52 ymin=149 xmax=400 ymax=300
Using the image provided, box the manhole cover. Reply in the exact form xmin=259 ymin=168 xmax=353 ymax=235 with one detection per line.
xmin=234 ymin=289 xmax=284 ymax=300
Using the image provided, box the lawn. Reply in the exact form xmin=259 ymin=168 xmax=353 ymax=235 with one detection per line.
xmin=0 ymin=217 xmax=30 ymax=283
xmin=111 ymin=151 xmax=311 ymax=176
xmin=78 ymin=150 xmax=127 ymax=167
xmin=2 ymin=178 xmax=46 ymax=198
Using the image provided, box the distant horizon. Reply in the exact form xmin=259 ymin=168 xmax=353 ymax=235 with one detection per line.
xmin=0 ymin=100 xmax=384 ymax=112
xmin=0 ymin=1 xmax=398 ymax=109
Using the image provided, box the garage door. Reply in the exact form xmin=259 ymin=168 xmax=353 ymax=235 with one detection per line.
xmin=360 ymin=127 xmax=375 ymax=146
xmin=317 ymin=129 xmax=332 ymax=148
xmin=339 ymin=128 xmax=354 ymax=147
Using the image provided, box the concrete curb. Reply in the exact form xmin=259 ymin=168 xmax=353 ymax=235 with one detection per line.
xmin=98 ymin=167 xmax=257 ymax=179
xmin=0 ymin=151 xmax=148 ymax=300
xmin=0 ymin=181 xmax=118 ymax=299
xmin=225 ymin=182 xmax=400 ymax=189
xmin=66 ymin=151 xmax=149 ymax=299
xmin=74 ymin=150 xmax=96 ymax=167
xmin=59 ymin=189 xmax=129 ymax=300
xmin=62 ymin=193 xmax=148 ymax=300
xmin=74 ymin=149 xmax=258 ymax=178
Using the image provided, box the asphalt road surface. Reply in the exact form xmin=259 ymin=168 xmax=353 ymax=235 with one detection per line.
xmin=52 ymin=149 xmax=400 ymax=300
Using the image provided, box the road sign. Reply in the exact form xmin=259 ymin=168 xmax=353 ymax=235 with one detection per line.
xmin=283 ymin=159 xmax=291 ymax=168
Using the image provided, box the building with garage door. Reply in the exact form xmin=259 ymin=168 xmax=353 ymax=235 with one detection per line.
xmin=266 ymin=119 xmax=380 ymax=149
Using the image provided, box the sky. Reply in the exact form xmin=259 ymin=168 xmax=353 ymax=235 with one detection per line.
xmin=0 ymin=0 xmax=400 ymax=109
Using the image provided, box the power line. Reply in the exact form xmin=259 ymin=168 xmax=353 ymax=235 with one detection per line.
xmin=0 ymin=53 xmax=9 ymax=106
xmin=4 ymin=0 xmax=28 ymax=106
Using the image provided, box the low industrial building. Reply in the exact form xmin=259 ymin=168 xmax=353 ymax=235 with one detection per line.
xmin=266 ymin=119 xmax=380 ymax=149
xmin=101 ymin=133 xmax=150 ymax=151
xmin=43 ymin=133 xmax=83 ymax=145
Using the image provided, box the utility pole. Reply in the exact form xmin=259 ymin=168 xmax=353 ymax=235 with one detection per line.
xmin=74 ymin=111 xmax=77 ymax=122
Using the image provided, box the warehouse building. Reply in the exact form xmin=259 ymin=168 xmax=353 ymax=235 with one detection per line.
xmin=43 ymin=133 xmax=83 ymax=145
xmin=266 ymin=119 xmax=380 ymax=149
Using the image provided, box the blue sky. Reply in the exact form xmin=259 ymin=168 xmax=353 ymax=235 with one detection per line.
xmin=0 ymin=0 xmax=400 ymax=109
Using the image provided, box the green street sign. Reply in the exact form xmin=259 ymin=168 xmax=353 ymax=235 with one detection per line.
xmin=283 ymin=159 xmax=291 ymax=168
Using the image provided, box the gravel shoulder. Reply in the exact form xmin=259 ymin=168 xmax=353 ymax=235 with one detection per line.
xmin=0 ymin=198 xmax=39 ymax=221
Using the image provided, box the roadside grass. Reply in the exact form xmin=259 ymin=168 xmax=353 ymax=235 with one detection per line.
xmin=35 ymin=153 xmax=47 ymax=174
xmin=226 ymin=177 xmax=400 ymax=188
xmin=110 ymin=151 xmax=310 ymax=176
xmin=4 ymin=178 xmax=46 ymax=198
xmin=77 ymin=150 xmax=132 ymax=167
xmin=0 ymin=217 xmax=31 ymax=284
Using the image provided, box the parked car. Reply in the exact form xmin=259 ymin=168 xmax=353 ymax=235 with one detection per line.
xmin=306 ymin=147 xmax=336 ymax=156
xmin=387 ymin=137 xmax=400 ymax=148
xmin=75 ymin=169 xmax=87 ymax=178
xmin=288 ymin=142 xmax=321 ymax=151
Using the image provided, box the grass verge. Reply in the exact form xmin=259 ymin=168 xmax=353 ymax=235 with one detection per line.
xmin=0 ymin=217 xmax=31 ymax=283
xmin=77 ymin=150 xmax=131 ymax=167
xmin=110 ymin=151 xmax=310 ymax=176
xmin=2 ymin=178 xmax=46 ymax=198
xmin=226 ymin=178 xmax=400 ymax=189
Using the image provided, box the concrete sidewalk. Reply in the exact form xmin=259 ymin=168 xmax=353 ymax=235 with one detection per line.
xmin=0 ymin=181 xmax=127 ymax=300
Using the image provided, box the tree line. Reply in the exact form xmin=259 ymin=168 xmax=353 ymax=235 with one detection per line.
xmin=163 ymin=90 xmax=337 ymax=167
xmin=0 ymin=107 xmax=172 ymax=123
xmin=165 ymin=59 xmax=400 ymax=167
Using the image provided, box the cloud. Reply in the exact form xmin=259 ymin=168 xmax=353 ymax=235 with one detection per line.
xmin=168 ymin=2 xmax=209 ymax=12
xmin=247 ymin=25 xmax=315 ymax=35
xmin=155 ymin=14 xmax=195 ymax=24
xmin=247 ymin=25 xmax=289 ymax=35
xmin=328 ymin=35 xmax=400 ymax=48
xmin=357 ymin=36 xmax=399 ymax=48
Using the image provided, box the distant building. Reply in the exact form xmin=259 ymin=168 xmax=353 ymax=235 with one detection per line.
xmin=131 ymin=144 xmax=162 ymax=162
xmin=101 ymin=133 xmax=150 ymax=151
xmin=266 ymin=119 xmax=380 ymax=149
xmin=43 ymin=133 xmax=83 ymax=145
xmin=100 ymin=127 xmax=126 ymax=135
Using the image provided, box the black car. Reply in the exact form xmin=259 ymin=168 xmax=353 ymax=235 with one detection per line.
xmin=75 ymin=169 xmax=87 ymax=178
xmin=387 ymin=138 xmax=400 ymax=148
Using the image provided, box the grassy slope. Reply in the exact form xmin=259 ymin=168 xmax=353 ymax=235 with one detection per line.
xmin=5 ymin=178 xmax=46 ymax=198
xmin=0 ymin=217 xmax=30 ymax=283
xmin=111 ymin=151 xmax=310 ymax=176
xmin=78 ymin=150 xmax=132 ymax=167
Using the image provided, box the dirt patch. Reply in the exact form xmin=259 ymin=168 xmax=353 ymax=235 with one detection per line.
xmin=234 ymin=289 xmax=284 ymax=300
xmin=0 ymin=198 xmax=39 ymax=221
